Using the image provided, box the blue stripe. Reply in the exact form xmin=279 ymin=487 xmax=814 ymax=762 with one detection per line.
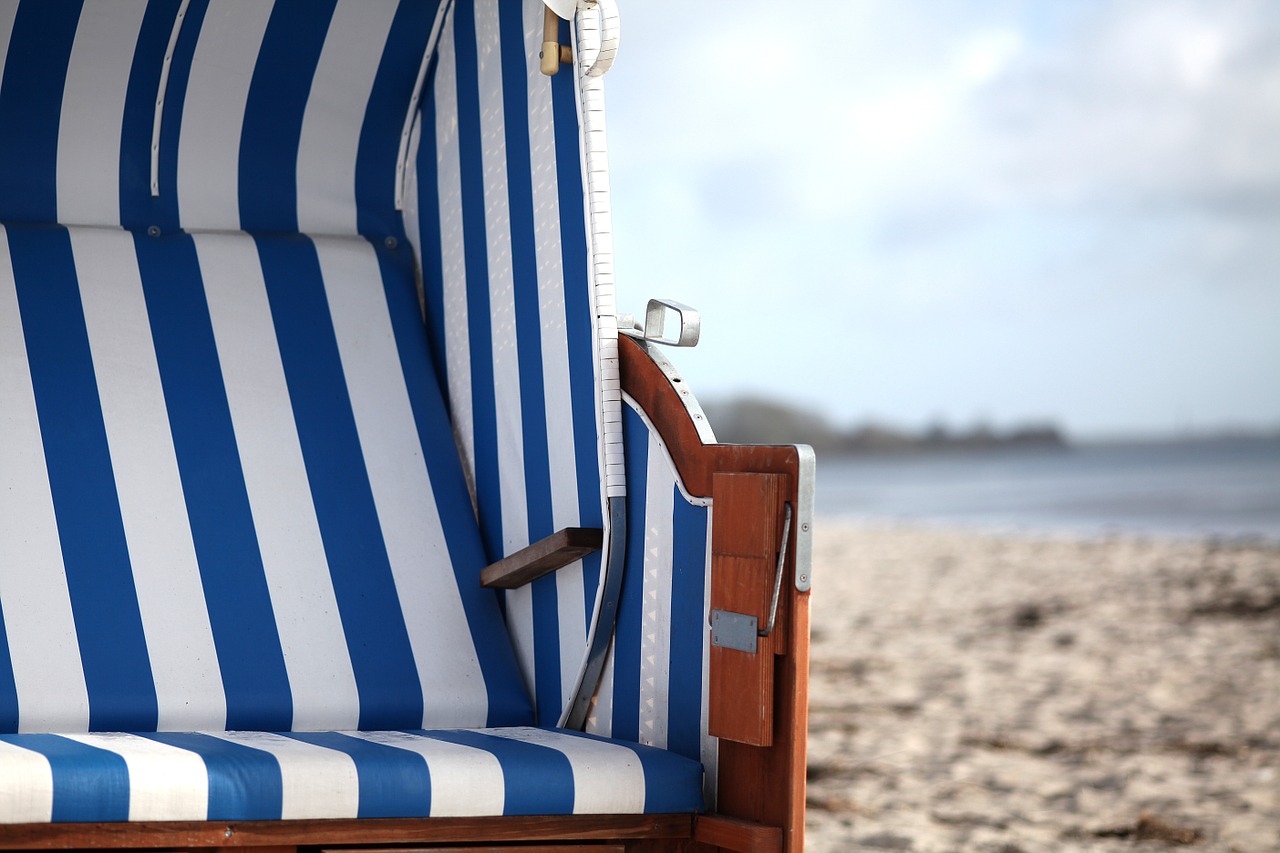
xmin=452 ymin=0 xmax=503 ymax=562
xmin=119 ymin=0 xmax=184 ymax=230
xmin=353 ymin=0 xmax=438 ymax=241
xmin=667 ymin=491 xmax=709 ymax=762
xmin=284 ymin=732 xmax=430 ymax=818
xmin=413 ymin=99 xmax=450 ymax=395
xmin=134 ymin=232 xmax=292 ymax=731
xmin=238 ymin=0 xmax=337 ymax=233
xmin=425 ymin=729 xmax=574 ymax=816
xmin=0 ymin=2 xmax=82 ymax=223
xmin=498 ymin=0 xmax=560 ymax=725
xmin=610 ymin=408 xmax=650 ymax=741
xmin=255 ymin=235 xmax=422 ymax=730
xmin=143 ymin=732 xmax=282 ymax=821
xmin=8 ymin=226 xmax=157 ymax=732
xmin=373 ymin=244 xmax=534 ymax=727
xmin=0 ymin=608 xmax=19 ymax=732
xmin=152 ymin=0 xmax=210 ymax=234
xmin=548 ymin=15 xmax=603 ymax=626
xmin=0 ymin=734 xmax=130 ymax=822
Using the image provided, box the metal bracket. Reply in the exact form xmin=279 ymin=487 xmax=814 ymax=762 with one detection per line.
xmin=708 ymin=501 xmax=793 ymax=654
xmin=619 ymin=299 xmax=700 ymax=347
xmin=711 ymin=609 xmax=758 ymax=654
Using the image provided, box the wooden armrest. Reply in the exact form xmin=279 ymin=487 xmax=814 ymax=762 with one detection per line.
xmin=480 ymin=527 xmax=603 ymax=589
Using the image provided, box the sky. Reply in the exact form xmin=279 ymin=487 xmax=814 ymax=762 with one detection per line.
xmin=600 ymin=0 xmax=1280 ymax=439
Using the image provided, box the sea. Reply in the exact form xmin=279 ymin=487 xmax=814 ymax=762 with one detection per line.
xmin=817 ymin=437 xmax=1280 ymax=542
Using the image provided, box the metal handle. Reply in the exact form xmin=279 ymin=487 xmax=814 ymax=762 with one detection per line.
xmin=759 ymin=502 xmax=791 ymax=638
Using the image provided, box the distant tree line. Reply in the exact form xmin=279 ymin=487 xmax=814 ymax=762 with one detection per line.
xmin=701 ymin=396 xmax=1068 ymax=454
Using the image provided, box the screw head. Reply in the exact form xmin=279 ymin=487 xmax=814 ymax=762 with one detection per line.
xmin=384 ymin=235 xmax=398 ymax=249
xmin=147 ymin=225 xmax=161 ymax=237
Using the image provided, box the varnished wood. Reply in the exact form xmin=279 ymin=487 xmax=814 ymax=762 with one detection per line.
xmin=0 ymin=814 xmax=693 ymax=850
xmin=619 ymin=335 xmax=810 ymax=853
xmin=480 ymin=527 xmax=603 ymax=588
xmin=325 ymin=847 xmax=626 ymax=853
xmin=708 ymin=473 xmax=784 ymax=746
xmin=693 ymin=815 xmax=783 ymax=853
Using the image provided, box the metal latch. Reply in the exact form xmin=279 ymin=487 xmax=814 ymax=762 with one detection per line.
xmin=710 ymin=502 xmax=793 ymax=654
xmin=618 ymin=299 xmax=701 ymax=347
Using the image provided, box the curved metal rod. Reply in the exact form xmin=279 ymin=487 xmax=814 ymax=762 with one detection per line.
xmin=564 ymin=495 xmax=627 ymax=730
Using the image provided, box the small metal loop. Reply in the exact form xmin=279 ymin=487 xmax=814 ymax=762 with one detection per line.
xmin=759 ymin=502 xmax=792 ymax=638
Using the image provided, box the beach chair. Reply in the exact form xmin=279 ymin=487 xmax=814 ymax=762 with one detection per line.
xmin=0 ymin=1 xmax=813 ymax=851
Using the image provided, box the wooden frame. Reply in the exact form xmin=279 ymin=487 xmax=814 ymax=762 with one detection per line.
xmin=619 ymin=335 xmax=811 ymax=853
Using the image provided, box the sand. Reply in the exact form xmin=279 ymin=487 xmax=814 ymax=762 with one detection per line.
xmin=804 ymin=522 xmax=1280 ymax=852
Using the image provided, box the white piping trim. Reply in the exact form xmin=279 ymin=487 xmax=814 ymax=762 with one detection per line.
xmin=150 ymin=0 xmax=192 ymax=197
xmin=395 ymin=0 xmax=454 ymax=212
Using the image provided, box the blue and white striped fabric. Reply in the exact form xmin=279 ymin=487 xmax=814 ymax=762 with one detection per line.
xmin=0 ymin=727 xmax=702 ymax=823
xmin=0 ymin=224 xmax=531 ymax=733
xmin=586 ymin=397 xmax=716 ymax=799
xmin=404 ymin=0 xmax=605 ymax=726
xmin=0 ymin=0 xmax=440 ymax=240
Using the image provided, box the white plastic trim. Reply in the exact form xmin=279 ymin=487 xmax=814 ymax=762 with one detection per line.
xmin=150 ymin=0 xmax=192 ymax=197
xmin=395 ymin=0 xmax=454 ymax=212
xmin=572 ymin=0 xmax=624 ymax=499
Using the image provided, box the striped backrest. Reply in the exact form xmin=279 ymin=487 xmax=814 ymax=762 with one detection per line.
xmin=0 ymin=0 xmax=601 ymax=729
xmin=0 ymin=0 xmax=437 ymax=239
xmin=405 ymin=0 xmax=606 ymax=725
xmin=0 ymin=223 xmax=533 ymax=733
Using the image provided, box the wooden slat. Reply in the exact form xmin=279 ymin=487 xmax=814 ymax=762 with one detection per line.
xmin=708 ymin=472 xmax=784 ymax=747
xmin=693 ymin=815 xmax=783 ymax=853
xmin=480 ymin=527 xmax=603 ymax=589
xmin=0 ymin=815 xmax=693 ymax=850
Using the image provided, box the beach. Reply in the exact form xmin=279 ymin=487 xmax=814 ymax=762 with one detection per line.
xmin=805 ymin=522 xmax=1280 ymax=852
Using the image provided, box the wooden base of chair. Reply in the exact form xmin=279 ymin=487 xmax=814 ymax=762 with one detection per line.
xmin=0 ymin=814 xmax=693 ymax=851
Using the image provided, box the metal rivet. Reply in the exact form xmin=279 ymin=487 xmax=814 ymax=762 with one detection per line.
xmin=802 ymin=523 xmax=810 ymax=532
xmin=147 ymin=225 xmax=161 ymax=237
xmin=384 ymin=236 xmax=398 ymax=249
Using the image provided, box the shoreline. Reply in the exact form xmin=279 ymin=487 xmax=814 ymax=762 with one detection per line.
xmin=805 ymin=521 xmax=1280 ymax=852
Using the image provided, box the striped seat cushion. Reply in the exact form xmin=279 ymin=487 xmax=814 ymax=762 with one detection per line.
xmin=0 ymin=727 xmax=703 ymax=823
xmin=0 ymin=223 xmax=531 ymax=733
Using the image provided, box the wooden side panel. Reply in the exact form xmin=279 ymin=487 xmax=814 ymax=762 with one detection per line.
xmin=619 ymin=335 xmax=811 ymax=853
xmin=709 ymin=473 xmax=784 ymax=747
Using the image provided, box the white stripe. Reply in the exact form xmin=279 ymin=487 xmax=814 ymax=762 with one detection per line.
xmin=177 ymin=0 xmax=274 ymax=229
xmin=0 ymin=3 xmax=17 ymax=84
xmin=296 ymin=0 xmax=398 ymax=235
xmin=194 ymin=232 xmax=359 ymax=731
xmin=210 ymin=732 xmax=358 ymax=819
xmin=486 ymin=727 xmax=646 ymax=813
xmin=701 ymin=502 xmax=717 ymax=809
xmin=70 ymin=227 xmax=226 ymax=731
xmin=473 ymin=0 xmax=540 ymax=717
xmin=639 ymin=433 xmax=675 ymax=749
xmin=64 ymin=733 xmax=208 ymax=821
xmin=475 ymin=0 xmax=528 ymax=557
xmin=522 ymin=0 xmax=591 ymax=721
xmin=57 ymin=0 xmax=146 ymax=225
xmin=0 ymin=232 xmax=90 ymax=733
xmin=347 ymin=730 xmax=505 ymax=817
xmin=315 ymin=235 xmax=488 ymax=727
xmin=434 ymin=10 xmax=475 ymax=486
xmin=402 ymin=111 xmax=424 ymax=273
xmin=0 ymin=740 xmax=53 ymax=823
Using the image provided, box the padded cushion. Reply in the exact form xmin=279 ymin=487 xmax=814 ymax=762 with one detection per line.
xmin=0 ymin=727 xmax=703 ymax=822
xmin=0 ymin=223 xmax=532 ymax=733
